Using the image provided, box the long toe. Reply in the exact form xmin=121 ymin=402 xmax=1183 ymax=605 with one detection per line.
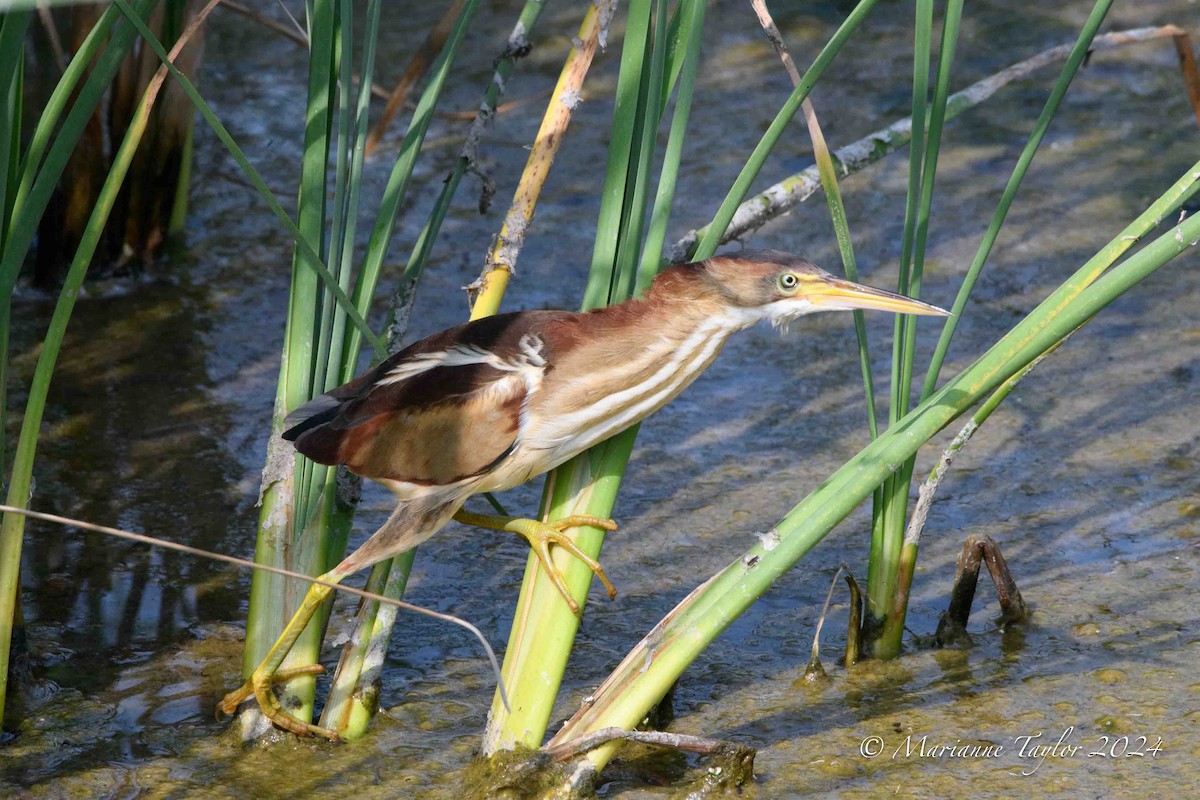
xmin=252 ymin=671 xmax=340 ymax=740
xmin=217 ymin=681 xmax=254 ymax=718
xmin=549 ymin=515 xmax=618 ymax=533
xmin=216 ymin=664 xmax=326 ymax=719
xmin=542 ymin=528 xmax=618 ymax=600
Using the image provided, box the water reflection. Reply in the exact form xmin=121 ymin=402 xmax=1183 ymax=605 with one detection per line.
xmin=14 ymin=275 xmax=248 ymax=688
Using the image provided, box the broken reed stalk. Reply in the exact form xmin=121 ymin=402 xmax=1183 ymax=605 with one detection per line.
xmin=668 ymin=24 xmax=1200 ymax=264
xmin=934 ymin=534 xmax=1029 ymax=647
xmin=467 ymin=1 xmax=611 ymax=318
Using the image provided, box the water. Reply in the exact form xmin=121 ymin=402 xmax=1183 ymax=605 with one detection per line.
xmin=4 ymin=0 xmax=1199 ymax=796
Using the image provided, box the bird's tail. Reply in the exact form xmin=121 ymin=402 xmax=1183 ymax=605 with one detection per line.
xmin=281 ymin=394 xmax=342 ymax=442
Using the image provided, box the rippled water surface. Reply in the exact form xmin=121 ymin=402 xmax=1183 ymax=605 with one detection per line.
xmin=4 ymin=1 xmax=1199 ymax=797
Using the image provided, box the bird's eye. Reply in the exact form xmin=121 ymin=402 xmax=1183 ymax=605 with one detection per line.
xmin=778 ymin=273 xmax=799 ymax=291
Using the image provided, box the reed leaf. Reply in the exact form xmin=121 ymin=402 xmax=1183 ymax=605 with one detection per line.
xmin=636 ymin=0 xmax=706 ymax=293
xmin=870 ymin=0 xmax=1115 ymax=656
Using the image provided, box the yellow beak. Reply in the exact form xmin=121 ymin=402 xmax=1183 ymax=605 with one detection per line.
xmin=805 ymin=275 xmax=949 ymax=317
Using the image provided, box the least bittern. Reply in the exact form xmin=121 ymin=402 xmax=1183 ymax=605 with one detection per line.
xmin=219 ymin=250 xmax=946 ymax=737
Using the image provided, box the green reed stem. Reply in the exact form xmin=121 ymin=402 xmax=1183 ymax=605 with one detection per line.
xmin=871 ymin=0 xmax=1114 ymax=658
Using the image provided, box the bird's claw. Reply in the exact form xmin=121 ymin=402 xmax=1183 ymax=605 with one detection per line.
xmin=452 ymin=510 xmax=620 ymax=614
xmin=216 ymin=664 xmax=337 ymax=740
xmin=522 ymin=516 xmax=619 ymax=613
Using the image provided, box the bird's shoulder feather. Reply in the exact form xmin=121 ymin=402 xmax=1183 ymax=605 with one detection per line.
xmin=286 ymin=309 xmax=573 ymax=486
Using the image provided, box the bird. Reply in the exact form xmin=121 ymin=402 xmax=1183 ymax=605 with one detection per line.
xmin=219 ymin=249 xmax=947 ymax=738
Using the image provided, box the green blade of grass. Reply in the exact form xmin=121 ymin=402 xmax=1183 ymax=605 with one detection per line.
xmin=288 ymin=0 xmax=337 ymax=538
xmin=0 ymin=8 xmax=31 ymax=724
xmin=886 ymin=0 xmax=933 ymax=425
xmin=869 ymin=0 xmax=934 ymax=637
xmin=636 ymin=0 xmax=706 ymax=290
xmin=609 ymin=0 xmax=668 ymax=303
xmin=894 ymin=0 xmax=962 ymax=419
xmin=582 ymin=0 xmax=653 ymax=311
xmin=0 ymin=9 xmax=31 ymax=479
xmin=872 ymin=0 xmax=963 ymax=652
xmin=0 ymin=11 xmax=31 ymax=233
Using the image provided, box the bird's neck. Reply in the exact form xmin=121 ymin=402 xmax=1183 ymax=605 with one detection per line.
xmin=515 ymin=269 xmax=760 ymax=470
xmin=586 ymin=263 xmax=763 ymax=344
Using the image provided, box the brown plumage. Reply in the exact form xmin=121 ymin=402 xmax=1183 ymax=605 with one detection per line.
xmin=222 ymin=250 xmax=947 ymax=738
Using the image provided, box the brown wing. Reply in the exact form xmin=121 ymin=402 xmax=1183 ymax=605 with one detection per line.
xmin=285 ymin=310 xmax=569 ymax=486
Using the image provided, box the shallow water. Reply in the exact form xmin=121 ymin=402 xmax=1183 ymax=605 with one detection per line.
xmin=4 ymin=0 xmax=1199 ymax=797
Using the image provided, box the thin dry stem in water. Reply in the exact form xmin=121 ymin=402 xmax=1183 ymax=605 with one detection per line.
xmin=0 ymin=504 xmax=507 ymax=709
xmin=543 ymin=726 xmax=755 ymax=763
xmin=805 ymin=564 xmax=850 ymax=681
xmin=750 ymin=1 xmax=834 ymax=183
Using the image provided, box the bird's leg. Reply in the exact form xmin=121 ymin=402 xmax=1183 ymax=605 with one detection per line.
xmin=453 ymin=510 xmax=618 ymax=614
xmin=217 ymin=571 xmax=346 ymax=740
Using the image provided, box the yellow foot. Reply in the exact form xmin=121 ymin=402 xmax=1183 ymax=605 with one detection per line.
xmin=216 ymin=664 xmax=337 ymax=740
xmin=454 ymin=510 xmax=619 ymax=614
xmin=523 ymin=516 xmax=619 ymax=613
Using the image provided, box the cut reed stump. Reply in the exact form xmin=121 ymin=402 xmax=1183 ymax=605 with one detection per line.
xmin=935 ymin=534 xmax=1028 ymax=647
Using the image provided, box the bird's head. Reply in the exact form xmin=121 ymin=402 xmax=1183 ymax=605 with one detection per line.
xmin=697 ymin=250 xmax=948 ymax=328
